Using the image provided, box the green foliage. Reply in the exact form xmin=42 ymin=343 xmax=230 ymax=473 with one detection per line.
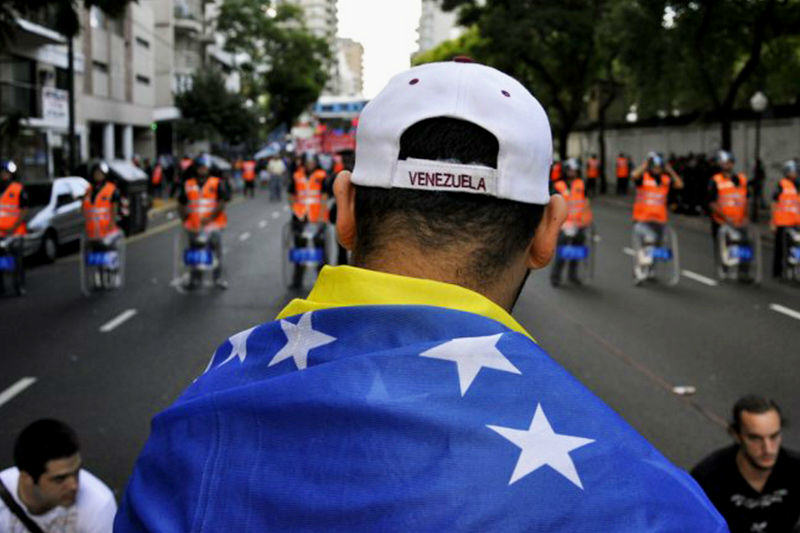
xmin=217 ymin=0 xmax=330 ymax=129
xmin=614 ymin=0 xmax=800 ymax=147
xmin=411 ymin=27 xmax=487 ymax=66
xmin=436 ymin=0 xmax=618 ymax=157
xmin=175 ymin=68 xmax=258 ymax=145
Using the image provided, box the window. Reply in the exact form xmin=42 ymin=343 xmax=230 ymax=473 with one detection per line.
xmin=55 ymin=68 xmax=69 ymax=91
xmin=92 ymin=61 xmax=108 ymax=73
xmin=89 ymin=6 xmax=106 ymax=29
xmin=135 ymin=37 xmax=150 ymax=49
xmin=136 ymin=74 xmax=150 ymax=85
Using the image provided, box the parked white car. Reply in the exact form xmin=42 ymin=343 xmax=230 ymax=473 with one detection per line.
xmin=23 ymin=176 xmax=90 ymax=261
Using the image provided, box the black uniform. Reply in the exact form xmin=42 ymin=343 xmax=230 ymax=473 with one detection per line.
xmin=691 ymin=445 xmax=800 ymax=533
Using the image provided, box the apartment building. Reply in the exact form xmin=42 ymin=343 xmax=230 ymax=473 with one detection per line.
xmin=336 ymin=38 xmax=363 ymax=97
xmin=0 ymin=8 xmax=73 ymax=180
xmin=283 ymin=0 xmax=340 ymax=95
xmin=416 ymin=0 xmax=463 ymax=56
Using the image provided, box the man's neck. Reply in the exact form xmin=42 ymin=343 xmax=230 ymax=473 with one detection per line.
xmin=735 ymin=449 xmax=773 ymax=493
xmin=17 ymin=480 xmax=54 ymax=516
xmin=357 ymin=248 xmax=525 ymax=313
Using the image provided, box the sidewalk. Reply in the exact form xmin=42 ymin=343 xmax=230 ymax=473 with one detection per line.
xmin=148 ymin=197 xmax=178 ymax=219
xmin=595 ymin=195 xmax=776 ymax=246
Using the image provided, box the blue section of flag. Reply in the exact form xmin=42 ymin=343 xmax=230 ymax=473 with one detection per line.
xmin=116 ymin=305 xmax=727 ymax=532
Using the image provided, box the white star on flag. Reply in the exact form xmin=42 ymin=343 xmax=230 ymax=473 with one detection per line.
xmin=217 ymin=326 xmax=257 ymax=368
xmin=420 ymin=333 xmax=520 ymax=396
xmin=488 ymin=403 xmax=595 ymax=489
xmin=269 ymin=312 xmax=336 ymax=370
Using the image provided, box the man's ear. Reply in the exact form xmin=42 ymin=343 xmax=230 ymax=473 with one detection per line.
xmin=333 ymin=171 xmax=357 ymax=251
xmin=526 ymin=194 xmax=567 ymax=270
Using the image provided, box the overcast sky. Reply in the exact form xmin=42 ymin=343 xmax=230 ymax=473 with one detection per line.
xmin=337 ymin=0 xmax=422 ymax=98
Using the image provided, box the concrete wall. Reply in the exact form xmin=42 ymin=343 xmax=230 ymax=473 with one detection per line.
xmin=569 ymin=116 xmax=800 ymax=194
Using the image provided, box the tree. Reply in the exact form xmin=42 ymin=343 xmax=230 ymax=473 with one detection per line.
xmin=616 ymin=0 xmax=800 ymax=149
xmin=440 ymin=0 xmax=616 ymax=160
xmin=175 ymin=68 xmax=258 ymax=146
xmin=216 ymin=0 xmax=330 ymax=130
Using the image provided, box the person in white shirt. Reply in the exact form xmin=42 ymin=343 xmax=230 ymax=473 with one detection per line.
xmin=0 ymin=419 xmax=116 ymax=533
xmin=266 ymin=155 xmax=288 ymax=202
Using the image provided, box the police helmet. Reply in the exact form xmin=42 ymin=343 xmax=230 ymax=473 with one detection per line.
xmin=716 ymin=150 xmax=735 ymax=164
xmin=565 ymin=158 xmax=581 ymax=171
xmin=783 ymin=159 xmax=798 ymax=176
xmin=647 ymin=151 xmax=664 ymax=167
xmin=1 ymin=159 xmax=17 ymax=174
xmin=194 ymin=153 xmax=213 ymax=168
xmin=88 ymin=159 xmax=110 ymax=176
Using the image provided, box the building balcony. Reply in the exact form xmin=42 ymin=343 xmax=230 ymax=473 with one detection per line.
xmin=174 ymin=1 xmax=203 ymax=34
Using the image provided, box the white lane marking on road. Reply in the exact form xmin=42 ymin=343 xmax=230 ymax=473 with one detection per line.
xmin=99 ymin=309 xmax=138 ymax=333
xmin=681 ymin=270 xmax=719 ymax=287
xmin=259 ymin=220 xmax=268 ymax=228
xmin=770 ymin=303 xmax=800 ymax=321
xmin=271 ymin=211 xmax=281 ymax=219
xmin=622 ymin=247 xmax=635 ymax=256
xmin=170 ymin=275 xmax=187 ymax=294
xmin=0 ymin=377 xmax=37 ymax=409
xmin=239 ymin=232 xmax=251 ymax=242
xmin=283 ymin=205 xmax=289 ymax=212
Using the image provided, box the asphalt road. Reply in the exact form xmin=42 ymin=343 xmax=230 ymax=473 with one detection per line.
xmin=1 ymin=190 xmax=798 ymax=500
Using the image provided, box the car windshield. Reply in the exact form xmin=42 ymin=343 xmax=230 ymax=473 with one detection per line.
xmin=25 ymin=183 xmax=53 ymax=207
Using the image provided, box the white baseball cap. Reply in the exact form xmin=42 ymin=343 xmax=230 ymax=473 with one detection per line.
xmin=351 ymin=60 xmax=552 ymax=205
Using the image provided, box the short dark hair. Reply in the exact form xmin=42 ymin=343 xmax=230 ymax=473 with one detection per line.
xmin=353 ymin=117 xmax=544 ymax=281
xmin=13 ymin=419 xmax=80 ymax=483
xmin=730 ymin=395 xmax=783 ymax=434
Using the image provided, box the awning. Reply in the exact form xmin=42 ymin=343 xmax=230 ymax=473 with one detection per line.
xmin=153 ymin=106 xmax=181 ymax=122
xmin=15 ymin=18 xmax=66 ymax=47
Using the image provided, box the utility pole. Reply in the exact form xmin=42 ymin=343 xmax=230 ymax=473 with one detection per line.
xmin=67 ymin=36 xmax=76 ymax=173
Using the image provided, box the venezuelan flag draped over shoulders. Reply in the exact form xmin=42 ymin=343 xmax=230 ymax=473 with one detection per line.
xmin=116 ymin=267 xmax=726 ymax=532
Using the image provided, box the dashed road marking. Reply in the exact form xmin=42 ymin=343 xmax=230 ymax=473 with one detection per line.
xmin=623 ymin=247 xmax=635 ymax=256
xmin=770 ymin=303 xmax=800 ymax=321
xmin=258 ymin=220 xmax=268 ymax=229
xmin=283 ymin=205 xmax=289 ymax=212
xmin=271 ymin=212 xmax=281 ymax=219
xmin=99 ymin=309 xmax=138 ymax=333
xmin=0 ymin=377 xmax=37 ymax=409
xmin=681 ymin=270 xmax=718 ymax=287
xmin=239 ymin=232 xmax=251 ymax=242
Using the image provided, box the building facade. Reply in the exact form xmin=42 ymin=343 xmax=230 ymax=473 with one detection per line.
xmin=0 ymin=8 xmax=72 ymax=180
xmin=284 ymin=0 xmax=340 ymax=95
xmin=77 ymin=3 xmax=158 ymax=164
xmin=336 ymin=38 xmax=364 ymax=97
xmin=416 ymin=0 xmax=463 ymax=56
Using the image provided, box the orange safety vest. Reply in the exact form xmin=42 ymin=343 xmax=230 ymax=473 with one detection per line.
xmin=242 ymin=160 xmax=257 ymax=182
xmin=554 ymin=179 xmax=592 ymax=228
xmin=550 ymin=161 xmax=562 ymax=182
xmin=292 ymin=168 xmax=327 ymax=223
xmin=772 ymin=178 xmax=800 ymax=227
xmin=83 ymin=182 xmax=118 ymax=240
xmin=616 ymin=157 xmax=630 ymax=178
xmin=183 ymin=177 xmax=228 ymax=231
xmin=633 ymin=172 xmax=671 ymax=223
xmin=0 ymin=181 xmax=26 ymax=236
xmin=586 ymin=158 xmax=600 ymax=180
xmin=151 ymin=164 xmax=163 ymax=186
xmin=712 ymin=173 xmax=748 ymax=225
